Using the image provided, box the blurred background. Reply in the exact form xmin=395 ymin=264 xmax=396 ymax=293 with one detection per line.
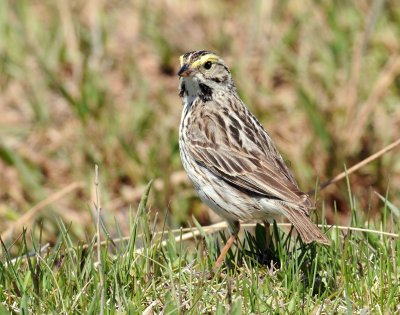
xmin=1 ymin=0 xmax=399 ymax=244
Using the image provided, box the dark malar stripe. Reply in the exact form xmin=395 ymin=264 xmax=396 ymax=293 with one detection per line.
xmin=199 ymin=83 xmax=213 ymax=102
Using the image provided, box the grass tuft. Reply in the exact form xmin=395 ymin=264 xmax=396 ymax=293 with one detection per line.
xmin=1 ymin=183 xmax=399 ymax=313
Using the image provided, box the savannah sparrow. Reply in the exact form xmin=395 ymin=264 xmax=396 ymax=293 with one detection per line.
xmin=177 ymin=50 xmax=330 ymax=267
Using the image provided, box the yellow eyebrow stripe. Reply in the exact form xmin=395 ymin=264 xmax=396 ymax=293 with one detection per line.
xmin=179 ymin=55 xmax=185 ymax=67
xmin=190 ymin=54 xmax=218 ymax=68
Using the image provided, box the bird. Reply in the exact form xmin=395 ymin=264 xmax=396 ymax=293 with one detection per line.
xmin=177 ymin=50 xmax=330 ymax=268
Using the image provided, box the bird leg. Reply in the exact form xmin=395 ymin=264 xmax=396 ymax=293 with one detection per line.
xmin=214 ymin=234 xmax=236 ymax=269
xmin=214 ymin=221 xmax=240 ymax=269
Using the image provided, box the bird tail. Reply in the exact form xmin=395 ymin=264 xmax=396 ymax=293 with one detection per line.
xmin=280 ymin=204 xmax=331 ymax=245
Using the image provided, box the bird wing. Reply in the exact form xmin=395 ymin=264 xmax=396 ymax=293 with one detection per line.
xmin=185 ymin=107 xmax=311 ymax=208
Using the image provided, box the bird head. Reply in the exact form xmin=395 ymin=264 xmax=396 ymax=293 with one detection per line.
xmin=177 ymin=50 xmax=233 ymax=88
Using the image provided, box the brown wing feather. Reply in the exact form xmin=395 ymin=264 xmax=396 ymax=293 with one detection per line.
xmin=186 ymin=100 xmax=312 ymax=208
xmin=189 ymin=145 xmax=303 ymax=202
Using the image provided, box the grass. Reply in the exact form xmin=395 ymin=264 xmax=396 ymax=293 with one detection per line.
xmin=1 ymin=1 xmax=400 ymax=238
xmin=1 ymin=180 xmax=399 ymax=314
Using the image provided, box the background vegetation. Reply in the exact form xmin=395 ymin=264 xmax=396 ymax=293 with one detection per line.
xmin=0 ymin=0 xmax=399 ymax=313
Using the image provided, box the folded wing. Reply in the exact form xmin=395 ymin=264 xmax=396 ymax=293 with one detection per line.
xmin=186 ymin=108 xmax=312 ymax=211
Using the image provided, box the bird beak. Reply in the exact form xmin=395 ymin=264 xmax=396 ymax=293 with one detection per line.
xmin=177 ymin=64 xmax=192 ymax=77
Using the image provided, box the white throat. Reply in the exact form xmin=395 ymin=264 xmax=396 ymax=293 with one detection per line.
xmin=182 ymin=77 xmax=200 ymax=107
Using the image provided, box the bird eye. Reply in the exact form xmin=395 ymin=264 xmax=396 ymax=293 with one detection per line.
xmin=204 ymin=61 xmax=212 ymax=69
